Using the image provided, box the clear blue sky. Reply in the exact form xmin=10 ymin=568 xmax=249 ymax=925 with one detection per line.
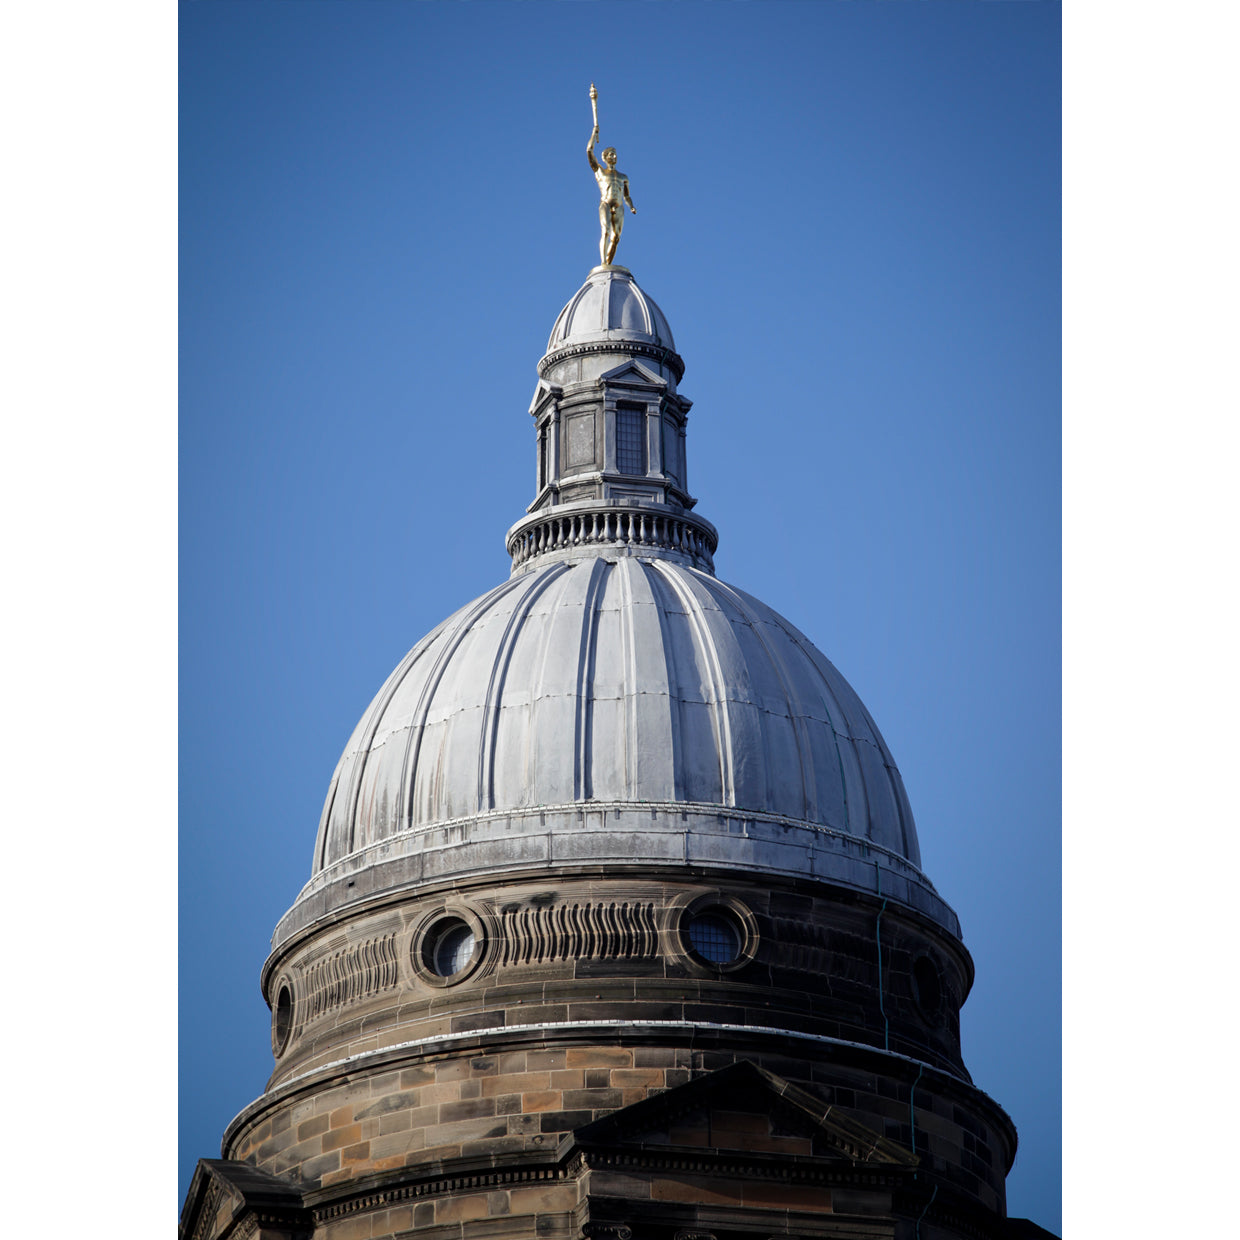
xmin=180 ymin=2 xmax=1060 ymax=1232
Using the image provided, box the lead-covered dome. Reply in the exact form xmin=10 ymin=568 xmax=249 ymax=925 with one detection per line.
xmin=277 ymin=555 xmax=957 ymax=946
xmin=316 ymin=556 xmax=915 ymax=861
xmin=546 ymin=264 xmax=675 ymax=353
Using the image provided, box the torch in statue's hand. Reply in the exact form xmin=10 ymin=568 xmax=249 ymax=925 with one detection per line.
xmin=590 ymin=83 xmax=599 ymax=133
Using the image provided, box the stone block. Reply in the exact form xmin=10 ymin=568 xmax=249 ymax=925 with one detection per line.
xmin=650 ymin=1175 xmax=743 ymax=1205
xmin=322 ymin=1124 xmax=363 ymax=1152
xmin=742 ymin=1182 xmax=833 ymax=1211
xmin=495 ymin=1093 xmax=522 ymax=1116
xmin=452 ymin=1011 xmax=506 ymax=1034
xmin=632 ymin=1046 xmax=681 ymax=1069
xmin=567 ymin=1047 xmax=631 ymax=1068
xmin=521 ymin=1090 xmax=562 ymax=1113
xmin=537 ymin=1109 xmax=592 ymax=1133
xmin=525 ymin=1049 xmax=567 ymax=1070
xmin=354 ymin=1094 xmax=413 ymax=1121
xmin=439 ymin=1097 xmax=496 ymax=1123
xmin=482 ymin=1071 xmax=550 ymax=1097
xmin=562 ymin=1087 xmax=624 ymax=1111
xmin=609 ymin=1067 xmax=664 ymax=1089
xmin=301 ymin=1150 xmax=342 ymax=1183
xmin=379 ymin=1111 xmax=412 ymax=1136
xmin=435 ymin=1192 xmax=491 ymax=1224
xmin=431 ymin=1117 xmax=508 ymax=1146
xmin=320 ymin=1211 xmax=372 ymax=1240
xmin=508 ymin=1183 xmax=577 ymax=1216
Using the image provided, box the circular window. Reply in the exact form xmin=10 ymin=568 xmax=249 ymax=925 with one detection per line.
xmin=912 ymin=956 xmax=943 ymax=1019
xmin=272 ymin=982 xmax=293 ymax=1056
xmin=411 ymin=906 xmax=487 ymax=987
xmin=686 ymin=912 xmax=742 ymax=964
xmin=673 ymin=898 xmax=755 ymax=973
xmin=424 ymin=917 xmax=478 ymax=978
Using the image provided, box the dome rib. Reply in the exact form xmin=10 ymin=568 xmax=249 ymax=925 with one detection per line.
xmin=705 ymin=573 xmax=820 ymax=823
xmin=402 ymin=580 xmax=521 ymax=831
xmin=573 ymin=558 xmax=610 ymax=802
xmin=645 ymin=559 xmax=734 ymax=807
xmin=315 ymin=612 xmax=455 ymax=869
xmin=751 ymin=597 xmax=919 ymax=865
xmin=478 ymin=561 xmax=572 ymax=812
xmin=628 ymin=559 xmax=683 ymax=803
xmin=523 ymin=560 xmax=584 ymax=808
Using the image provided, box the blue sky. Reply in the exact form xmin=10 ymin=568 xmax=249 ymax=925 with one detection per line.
xmin=179 ymin=2 xmax=1060 ymax=1231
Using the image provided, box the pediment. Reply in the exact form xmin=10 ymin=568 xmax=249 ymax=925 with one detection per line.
xmin=179 ymin=1159 xmax=312 ymax=1240
xmin=571 ymin=1060 xmax=916 ymax=1166
xmin=529 ymin=379 xmax=564 ymax=418
xmin=598 ymin=358 xmax=667 ymax=388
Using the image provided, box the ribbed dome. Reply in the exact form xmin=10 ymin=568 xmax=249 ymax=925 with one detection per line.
xmin=287 ymin=554 xmax=958 ymax=942
xmin=273 ymin=266 xmax=960 ymax=948
xmin=546 ymin=265 xmax=675 ymax=354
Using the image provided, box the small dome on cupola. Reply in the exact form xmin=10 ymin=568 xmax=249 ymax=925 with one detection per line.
xmin=546 ymin=264 xmax=675 ymax=353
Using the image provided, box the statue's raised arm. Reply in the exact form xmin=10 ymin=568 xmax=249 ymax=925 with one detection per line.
xmin=586 ymin=83 xmax=634 ymax=267
xmin=587 ymin=83 xmax=601 ymax=173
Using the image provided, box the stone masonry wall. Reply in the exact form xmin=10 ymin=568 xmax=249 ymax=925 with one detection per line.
xmin=264 ymin=873 xmax=972 ymax=1091
xmin=227 ymin=1038 xmax=1010 ymax=1217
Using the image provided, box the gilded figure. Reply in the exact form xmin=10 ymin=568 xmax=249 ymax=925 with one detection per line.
xmin=587 ymin=83 xmax=636 ymax=267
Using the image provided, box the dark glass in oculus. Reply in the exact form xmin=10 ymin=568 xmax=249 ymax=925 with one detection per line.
xmin=428 ymin=920 xmax=476 ymax=977
xmin=686 ymin=912 xmax=741 ymax=963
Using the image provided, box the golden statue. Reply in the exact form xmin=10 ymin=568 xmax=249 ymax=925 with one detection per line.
xmin=587 ymin=83 xmax=636 ymax=267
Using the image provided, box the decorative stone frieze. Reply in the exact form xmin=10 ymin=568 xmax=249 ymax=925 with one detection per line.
xmin=496 ymin=899 xmax=660 ymax=966
xmin=293 ymin=933 xmax=400 ymax=1027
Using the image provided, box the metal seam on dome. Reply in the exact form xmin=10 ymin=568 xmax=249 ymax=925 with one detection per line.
xmin=604 ymin=274 xmax=617 ymax=334
xmin=477 ymin=563 xmax=571 ymax=813
xmin=312 ymin=759 xmax=345 ymax=875
xmin=637 ymin=283 xmax=653 ymax=336
xmin=853 ymin=693 xmax=918 ymax=864
xmin=617 ymin=559 xmax=638 ymax=798
xmin=889 ymin=765 xmax=919 ymax=870
xmin=632 ymin=559 xmax=684 ymax=803
xmin=639 ymin=560 xmax=699 ymax=804
xmin=397 ymin=577 xmax=530 ymax=833
xmin=766 ymin=612 xmax=876 ymax=841
xmin=706 ymin=576 xmax=820 ymax=824
xmin=647 ymin=560 xmax=735 ymax=807
xmin=524 ymin=559 xmax=583 ymax=803
xmin=332 ymin=614 xmax=454 ymax=865
xmin=573 ymin=559 xmax=610 ymax=801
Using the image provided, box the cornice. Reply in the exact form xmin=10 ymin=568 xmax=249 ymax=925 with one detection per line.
xmin=539 ymin=338 xmax=685 ymax=383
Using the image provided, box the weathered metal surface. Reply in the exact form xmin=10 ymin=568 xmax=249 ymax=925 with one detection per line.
xmin=293 ymin=553 xmax=949 ymax=942
xmin=546 ymin=265 xmax=675 ymax=354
